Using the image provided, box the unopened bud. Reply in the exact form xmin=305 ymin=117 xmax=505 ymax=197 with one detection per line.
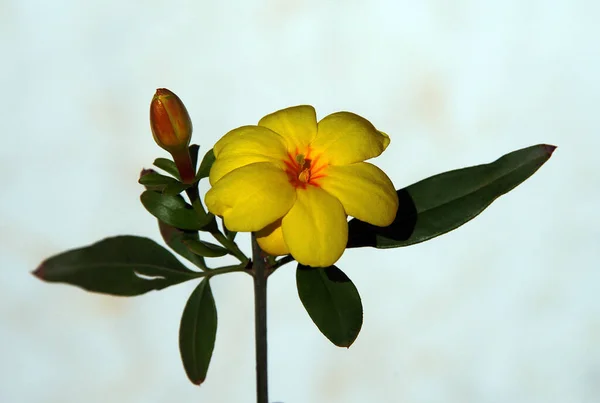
xmin=150 ymin=88 xmax=193 ymax=151
xmin=150 ymin=88 xmax=195 ymax=183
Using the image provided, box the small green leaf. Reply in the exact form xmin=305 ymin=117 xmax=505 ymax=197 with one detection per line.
xmin=138 ymin=169 xmax=170 ymax=192
xmin=141 ymin=190 xmax=213 ymax=230
xmin=138 ymin=171 xmax=179 ymax=187
xmin=32 ymin=236 xmax=198 ymax=296
xmin=196 ymin=149 xmax=215 ymax=180
xmin=179 ymin=279 xmax=217 ymax=385
xmin=183 ymin=240 xmax=229 ymax=258
xmin=347 ymin=144 xmax=556 ymax=249
xmin=159 ymin=222 xmax=206 ymax=270
xmin=154 ymin=157 xmax=181 ymax=180
xmin=139 ymin=169 xmax=189 ymax=194
xmin=296 ymin=264 xmax=363 ymax=347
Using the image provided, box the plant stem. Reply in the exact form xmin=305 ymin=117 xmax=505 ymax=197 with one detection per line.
xmin=272 ymin=255 xmax=294 ymax=272
xmin=251 ymin=234 xmax=269 ymax=403
xmin=189 ymin=263 xmax=246 ymax=279
xmin=205 ymin=263 xmax=247 ymax=277
xmin=171 ymin=149 xmax=195 ymax=184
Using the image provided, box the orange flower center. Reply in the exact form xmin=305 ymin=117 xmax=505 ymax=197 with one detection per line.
xmin=284 ymin=150 xmax=326 ymax=189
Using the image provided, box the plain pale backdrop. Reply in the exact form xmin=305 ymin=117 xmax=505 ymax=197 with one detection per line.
xmin=1 ymin=0 xmax=598 ymax=402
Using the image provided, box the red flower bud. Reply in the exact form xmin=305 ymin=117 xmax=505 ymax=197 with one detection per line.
xmin=150 ymin=88 xmax=193 ymax=151
xmin=150 ymin=88 xmax=195 ymax=183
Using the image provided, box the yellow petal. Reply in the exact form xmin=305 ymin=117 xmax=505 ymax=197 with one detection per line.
xmin=205 ymin=162 xmax=296 ymax=232
xmin=319 ymin=163 xmax=398 ymax=226
xmin=312 ymin=112 xmax=390 ymax=165
xmin=213 ymin=125 xmax=287 ymax=159
xmin=281 ymin=186 xmax=347 ymax=267
xmin=258 ymin=105 xmax=317 ymax=154
xmin=209 ymin=125 xmax=289 ymax=185
xmin=210 ymin=154 xmax=284 ymax=185
xmin=256 ymin=219 xmax=290 ymax=256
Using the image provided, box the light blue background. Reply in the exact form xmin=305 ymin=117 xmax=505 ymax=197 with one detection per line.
xmin=2 ymin=1 xmax=598 ymax=402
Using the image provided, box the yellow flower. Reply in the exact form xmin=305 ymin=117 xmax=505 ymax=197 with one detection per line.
xmin=205 ymin=105 xmax=398 ymax=267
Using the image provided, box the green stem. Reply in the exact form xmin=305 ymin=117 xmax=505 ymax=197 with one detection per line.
xmin=251 ymin=234 xmax=269 ymax=403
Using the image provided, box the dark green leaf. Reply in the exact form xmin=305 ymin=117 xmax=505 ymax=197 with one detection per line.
xmin=196 ymin=149 xmax=215 ymax=181
xmin=163 ymin=182 xmax=192 ymax=196
xmin=347 ymin=144 xmax=556 ymax=249
xmin=179 ymin=279 xmax=217 ymax=385
xmin=141 ymin=190 xmax=213 ymax=230
xmin=138 ymin=171 xmax=179 ymax=193
xmin=154 ymin=157 xmax=181 ymax=180
xmin=32 ymin=236 xmax=198 ymax=296
xmin=138 ymin=169 xmax=166 ymax=192
xmin=159 ymin=221 xmax=206 ymax=270
xmin=183 ymin=240 xmax=228 ymax=258
xmin=139 ymin=170 xmax=190 ymax=195
xmin=296 ymin=264 xmax=363 ymax=347
xmin=138 ymin=171 xmax=178 ymax=187
xmin=190 ymin=144 xmax=200 ymax=171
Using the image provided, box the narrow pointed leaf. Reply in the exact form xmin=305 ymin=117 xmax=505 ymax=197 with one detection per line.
xmin=296 ymin=265 xmax=363 ymax=347
xmin=32 ymin=236 xmax=198 ymax=296
xmin=159 ymin=221 xmax=206 ymax=270
xmin=347 ymin=144 xmax=556 ymax=249
xmin=189 ymin=144 xmax=200 ymax=171
xmin=141 ymin=190 xmax=213 ymax=230
xmin=179 ymin=279 xmax=217 ymax=385
xmin=195 ymin=148 xmax=215 ymax=181
xmin=183 ymin=240 xmax=228 ymax=258
xmin=153 ymin=157 xmax=181 ymax=180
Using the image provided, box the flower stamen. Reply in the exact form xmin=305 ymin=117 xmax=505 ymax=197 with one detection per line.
xmin=285 ymin=151 xmax=325 ymax=189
